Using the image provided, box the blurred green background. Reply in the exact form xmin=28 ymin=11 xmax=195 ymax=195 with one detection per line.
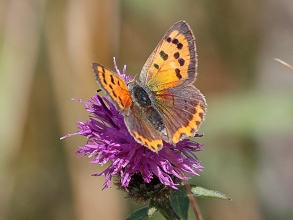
xmin=1 ymin=0 xmax=293 ymax=219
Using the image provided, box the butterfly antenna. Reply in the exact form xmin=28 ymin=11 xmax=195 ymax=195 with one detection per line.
xmin=133 ymin=73 xmax=139 ymax=80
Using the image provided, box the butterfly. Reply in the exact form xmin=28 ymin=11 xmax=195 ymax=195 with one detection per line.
xmin=92 ymin=20 xmax=206 ymax=153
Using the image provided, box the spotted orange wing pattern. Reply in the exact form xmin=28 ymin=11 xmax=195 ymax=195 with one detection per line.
xmin=140 ymin=21 xmax=197 ymax=91
xmin=92 ymin=63 xmax=132 ymax=111
xmin=139 ymin=21 xmax=206 ymax=145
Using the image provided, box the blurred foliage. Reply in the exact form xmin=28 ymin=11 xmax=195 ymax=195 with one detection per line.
xmin=0 ymin=0 xmax=293 ymax=220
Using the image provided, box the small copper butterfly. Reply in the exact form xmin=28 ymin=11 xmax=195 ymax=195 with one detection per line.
xmin=92 ymin=21 xmax=206 ymax=153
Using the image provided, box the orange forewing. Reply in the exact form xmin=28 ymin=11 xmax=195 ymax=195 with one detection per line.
xmin=140 ymin=21 xmax=197 ymax=91
xmin=92 ymin=63 xmax=131 ymax=111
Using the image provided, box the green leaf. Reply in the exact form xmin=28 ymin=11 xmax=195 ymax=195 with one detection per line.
xmin=170 ymin=186 xmax=189 ymax=220
xmin=190 ymin=185 xmax=231 ymax=200
xmin=125 ymin=207 xmax=149 ymax=220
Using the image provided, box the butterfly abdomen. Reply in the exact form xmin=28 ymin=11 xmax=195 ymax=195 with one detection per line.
xmin=145 ymin=107 xmax=166 ymax=134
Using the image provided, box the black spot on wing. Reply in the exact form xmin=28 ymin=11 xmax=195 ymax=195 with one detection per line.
xmin=178 ymin=58 xmax=185 ymax=66
xmin=175 ymin=68 xmax=182 ymax=79
xmin=177 ymin=43 xmax=183 ymax=50
xmin=102 ymin=72 xmax=107 ymax=85
xmin=174 ymin=52 xmax=180 ymax=59
xmin=168 ymin=36 xmax=183 ymax=50
xmin=110 ymin=75 xmax=115 ymax=84
xmin=118 ymin=97 xmax=124 ymax=107
xmin=159 ymin=51 xmax=168 ymax=61
xmin=172 ymin=38 xmax=179 ymax=44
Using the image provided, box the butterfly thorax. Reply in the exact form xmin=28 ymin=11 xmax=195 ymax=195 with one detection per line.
xmin=128 ymin=82 xmax=152 ymax=108
xmin=128 ymin=81 xmax=167 ymax=136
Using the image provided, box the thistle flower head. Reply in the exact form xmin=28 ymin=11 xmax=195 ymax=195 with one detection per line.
xmin=62 ymin=58 xmax=204 ymax=192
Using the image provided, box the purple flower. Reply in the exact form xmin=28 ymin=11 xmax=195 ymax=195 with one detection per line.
xmin=62 ymin=58 xmax=204 ymax=190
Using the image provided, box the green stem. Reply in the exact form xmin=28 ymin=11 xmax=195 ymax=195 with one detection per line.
xmin=151 ymin=197 xmax=181 ymax=220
